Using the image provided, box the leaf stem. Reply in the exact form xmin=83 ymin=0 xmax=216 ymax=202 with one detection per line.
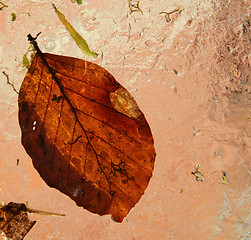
xmin=27 ymin=207 xmax=65 ymax=217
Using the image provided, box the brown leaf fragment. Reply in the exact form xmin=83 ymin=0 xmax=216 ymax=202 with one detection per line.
xmin=0 ymin=202 xmax=36 ymax=240
xmin=18 ymin=35 xmax=156 ymax=222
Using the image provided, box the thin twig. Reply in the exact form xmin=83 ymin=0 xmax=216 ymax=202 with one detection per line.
xmin=159 ymin=9 xmax=182 ymax=22
xmin=191 ymin=164 xmax=204 ymax=182
xmin=128 ymin=0 xmax=143 ymax=14
xmin=219 ymin=171 xmax=232 ymax=187
xmin=0 ymin=1 xmax=8 ymax=11
xmin=2 ymin=71 xmax=19 ymax=94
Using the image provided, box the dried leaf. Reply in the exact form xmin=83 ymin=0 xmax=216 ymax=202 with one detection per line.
xmin=52 ymin=3 xmax=97 ymax=58
xmin=18 ymin=37 xmax=156 ymax=222
xmin=0 ymin=202 xmax=36 ymax=240
xmin=0 ymin=202 xmax=65 ymax=239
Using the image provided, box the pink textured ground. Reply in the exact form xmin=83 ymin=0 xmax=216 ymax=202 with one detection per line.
xmin=0 ymin=0 xmax=250 ymax=239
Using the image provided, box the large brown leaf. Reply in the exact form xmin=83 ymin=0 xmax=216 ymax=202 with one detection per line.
xmin=18 ymin=43 xmax=156 ymax=222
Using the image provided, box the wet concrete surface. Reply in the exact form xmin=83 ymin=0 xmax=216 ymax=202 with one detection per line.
xmin=0 ymin=0 xmax=250 ymax=239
